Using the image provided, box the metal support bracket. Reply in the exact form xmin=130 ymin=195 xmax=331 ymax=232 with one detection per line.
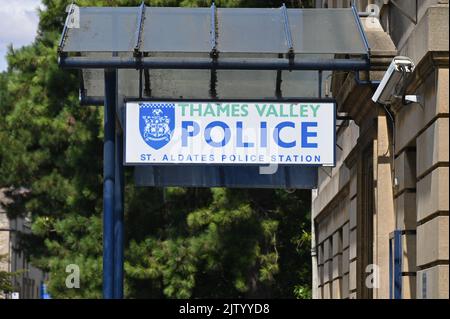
xmin=351 ymin=3 xmax=371 ymax=57
xmin=133 ymin=2 xmax=146 ymax=57
xmin=58 ymin=2 xmax=76 ymax=53
xmin=209 ymin=3 xmax=218 ymax=99
xmin=354 ymin=70 xmax=381 ymax=86
xmin=281 ymin=4 xmax=295 ymax=66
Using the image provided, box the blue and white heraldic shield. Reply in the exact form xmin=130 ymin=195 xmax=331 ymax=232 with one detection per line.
xmin=139 ymin=102 xmax=175 ymax=150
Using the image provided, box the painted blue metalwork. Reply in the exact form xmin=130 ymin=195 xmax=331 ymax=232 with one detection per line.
xmin=103 ymin=69 xmax=116 ymax=299
xmin=57 ymin=2 xmax=75 ymax=52
xmin=210 ymin=3 xmax=217 ymax=53
xmin=113 ymin=131 xmax=124 ymax=299
xmin=40 ymin=282 xmax=51 ymax=299
xmin=394 ymin=230 xmax=402 ymax=299
xmin=134 ymin=2 xmax=146 ymax=56
xmin=79 ymin=94 xmax=103 ymax=106
xmin=351 ymin=4 xmax=370 ymax=55
xmin=389 ymin=236 xmax=392 ymax=299
xmin=281 ymin=4 xmax=294 ymax=54
xmin=318 ymin=71 xmax=323 ymax=99
xmin=354 ymin=70 xmax=381 ymax=86
xmin=59 ymin=56 xmax=370 ymax=71
xmin=389 ymin=230 xmax=402 ymax=299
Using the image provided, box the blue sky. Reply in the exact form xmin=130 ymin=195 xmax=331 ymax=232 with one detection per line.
xmin=0 ymin=0 xmax=43 ymax=71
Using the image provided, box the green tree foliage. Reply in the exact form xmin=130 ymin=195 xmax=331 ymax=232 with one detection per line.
xmin=0 ymin=0 xmax=312 ymax=298
xmin=0 ymin=255 xmax=15 ymax=293
xmin=0 ymin=253 xmax=27 ymax=294
xmin=125 ymin=188 xmax=311 ymax=298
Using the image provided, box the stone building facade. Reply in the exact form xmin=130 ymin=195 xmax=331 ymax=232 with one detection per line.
xmin=312 ymin=0 xmax=449 ymax=298
xmin=0 ymin=189 xmax=47 ymax=299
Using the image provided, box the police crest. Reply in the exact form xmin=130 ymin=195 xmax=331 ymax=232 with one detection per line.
xmin=139 ymin=103 xmax=175 ymax=150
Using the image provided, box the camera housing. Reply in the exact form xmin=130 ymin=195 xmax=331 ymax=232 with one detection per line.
xmin=371 ymin=56 xmax=415 ymax=105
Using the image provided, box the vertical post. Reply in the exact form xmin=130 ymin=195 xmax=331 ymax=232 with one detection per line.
xmin=103 ymin=69 xmax=117 ymax=299
xmin=113 ymin=129 xmax=124 ymax=298
xmin=311 ymin=221 xmax=318 ymax=299
xmin=318 ymin=70 xmax=323 ymax=99
xmin=389 ymin=235 xmax=393 ymax=299
xmin=393 ymin=230 xmax=402 ymax=299
xmin=389 ymin=230 xmax=403 ymax=299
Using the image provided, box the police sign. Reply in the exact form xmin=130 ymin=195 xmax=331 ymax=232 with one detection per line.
xmin=125 ymin=101 xmax=335 ymax=166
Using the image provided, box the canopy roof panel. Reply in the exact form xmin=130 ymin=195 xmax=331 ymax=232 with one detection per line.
xmin=59 ymin=4 xmax=369 ymax=56
xmin=62 ymin=7 xmax=139 ymax=52
xmin=287 ymin=9 xmax=367 ymax=54
xmin=142 ymin=7 xmax=212 ymax=53
xmin=216 ymin=8 xmax=288 ymax=54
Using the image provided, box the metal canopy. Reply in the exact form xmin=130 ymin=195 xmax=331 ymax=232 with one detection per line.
xmin=60 ymin=5 xmax=368 ymax=55
xmin=59 ymin=4 xmax=371 ymax=102
xmin=57 ymin=4 xmax=369 ymax=299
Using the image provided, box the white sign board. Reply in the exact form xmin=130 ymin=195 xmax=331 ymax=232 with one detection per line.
xmin=125 ymin=101 xmax=335 ymax=166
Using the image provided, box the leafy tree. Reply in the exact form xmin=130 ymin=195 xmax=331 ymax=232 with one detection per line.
xmin=125 ymin=187 xmax=311 ymax=298
xmin=0 ymin=255 xmax=15 ymax=294
xmin=0 ymin=0 xmax=312 ymax=298
xmin=0 ymin=253 xmax=27 ymax=295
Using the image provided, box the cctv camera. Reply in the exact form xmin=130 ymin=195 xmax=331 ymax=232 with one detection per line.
xmin=371 ymin=56 xmax=415 ymax=105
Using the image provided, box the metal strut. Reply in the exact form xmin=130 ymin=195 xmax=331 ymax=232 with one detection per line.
xmin=103 ymin=69 xmax=117 ymax=299
xmin=113 ymin=128 xmax=124 ymax=299
xmin=59 ymin=56 xmax=370 ymax=71
xmin=58 ymin=2 xmax=76 ymax=53
xmin=351 ymin=3 xmax=370 ymax=57
xmin=134 ymin=2 xmax=146 ymax=57
xmin=281 ymin=3 xmax=294 ymax=63
xmin=209 ymin=3 xmax=218 ymax=99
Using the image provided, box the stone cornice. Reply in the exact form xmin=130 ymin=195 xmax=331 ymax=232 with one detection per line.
xmin=408 ymin=51 xmax=449 ymax=92
xmin=391 ymin=51 xmax=449 ymax=114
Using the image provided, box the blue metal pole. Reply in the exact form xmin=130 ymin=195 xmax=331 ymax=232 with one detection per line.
xmin=59 ymin=56 xmax=371 ymax=71
xmin=389 ymin=237 xmax=393 ymax=299
xmin=103 ymin=69 xmax=116 ymax=299
xmin=394 ymin=230 xmax=402 ymax=299
xmin=113 ymin=130 xmax=124 ymax=299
